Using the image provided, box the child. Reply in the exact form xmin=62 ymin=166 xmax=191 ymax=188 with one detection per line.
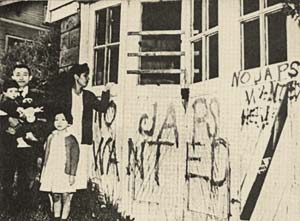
xmin=0 ymin=79 xmax=20 ymax=212
xmin=39 ymin=110 xmax=80 ymax=221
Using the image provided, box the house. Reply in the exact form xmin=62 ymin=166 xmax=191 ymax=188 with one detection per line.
xmin=46 ymin=1 xmax=300 ymax=220
xmin=0 ymin=0 xmax=48 ymax=79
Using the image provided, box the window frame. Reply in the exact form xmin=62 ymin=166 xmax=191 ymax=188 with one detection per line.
xmin=93 ymin=3 xmax=121 ymax=86
xmin=240 ymin=0 xmax=286 ymax=70
xmin=137 ymin=0 xmax=183 ymax=85
xmin=190 ymin=0 xmax=219 ymax=83
xmin=5 ymin=35 xmax=32 ymax=52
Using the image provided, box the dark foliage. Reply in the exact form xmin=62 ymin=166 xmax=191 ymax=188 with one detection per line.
xmin=0 ymin=25 xmax=60 ymax=93
xmin=283 ymin=0 xmax=300 ymax=25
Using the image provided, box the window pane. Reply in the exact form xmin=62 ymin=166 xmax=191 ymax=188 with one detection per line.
xmin=140 ymin=74 xmax=180 ymax=85
xmin=141 ymin=35 xmax=181 ymax=52
xmin=142 ymin=1 xmax=181 ymax=30
xmin=267 ymin=0 xmax=282 ymax=7
xmin=209 ymin=0 xmax=218 ymax=28
xmin=141 ymin=56 xmax=180 ymax=69
xmin=94 ymin=49 xmax=105 ymax=85
xmin=95 ymin=9 xmax=106 ymax=46
xmin=111 ymin=6 xmax=121 ymax=43
xmin=268 ymin=12 xmax=287 ymax=65
xmin=108 ymin=46 xmax=119 ymax=83
xmin=243 ymin=19 xmax=260 ymax=69
xmin=209 ymin=33 xmax=218 ymax=79
xmin=194 ymin=0 xmax=202 ymax=34
xmin=243 ymin=0 xmax=259 ymax=15
xmin=193 ymin=40 xmax=202 ymax=82
xmin=6 ymin=37 xmax=25 ymax=52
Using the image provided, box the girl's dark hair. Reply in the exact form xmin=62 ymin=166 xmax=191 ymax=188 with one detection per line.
xmin=52 ymin=109 xmax=73 ymax=124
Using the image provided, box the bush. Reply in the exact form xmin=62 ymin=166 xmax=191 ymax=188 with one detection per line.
xmin=0 ymin=25 xmax=60 ymax=93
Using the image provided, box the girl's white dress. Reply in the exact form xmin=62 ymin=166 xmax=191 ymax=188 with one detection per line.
xmin=40 ymin=130 xmax=77 ymax=193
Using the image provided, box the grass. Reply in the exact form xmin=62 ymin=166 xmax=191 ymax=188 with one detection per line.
xmin=0 ymin=186 xmax=134 ymax=221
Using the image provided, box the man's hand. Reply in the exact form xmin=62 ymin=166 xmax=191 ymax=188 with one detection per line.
xmin=8 ymin=117 xmax=20 ymax=127
xmin=6 ymin=127 xmax=16 ymax=135
xmin=34 ymin=106 xmax=44 ymax=113
xmin=22 ymin=98 xmax=33 ymax=104
xmin=105 ymin=82 xmax=115 ymax=91
xmin=25 ymin=132 xmax=38 ymax=141
xmin=37 ymin=157 xmax=43 ymax=169
xmin=69 ymin=175 xmax=75 ymax=186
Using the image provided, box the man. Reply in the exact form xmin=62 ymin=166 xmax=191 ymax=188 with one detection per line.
xmin=11 ymin=64 xmax=49 ymax=210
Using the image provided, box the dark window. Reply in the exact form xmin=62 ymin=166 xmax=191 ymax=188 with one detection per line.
xmin=111 ymin=6 xmax=121 ymax=43
xmin=209 ymin=33 xmax=218 ymax=79
xmin=194 ymin=0 xmax=202 ymax=34
xmin=140 ymin=1 xmax=181 ymax=85
xmin=140 ymin=74 xmax=180 ymax=85
xmin=267 ymin=12 xmax=287 ymax=65
xmin=267 ymin=0 xmax=282 ymax=7
xmin=108 ymin=46 xmax=119 ymax=83
xmin=243 ymin=0 xmax=259 ymax=15
xmin=243 ymin=19 xmax=260 ymax=69
xmin=192 ymin=0 xmax=219 ymax=82
xmin=209 ymin=0 xmax=218 ymax=28
xmin=141 ymin=35 xmax=181 ymax=52
xmin=193 ymin=40 xmax=202 ymax=82
xmin=5 ymin=36 xmax=30 ymax=52
xmin=94 ymin=48 xmax=105 ymax=85
xmin=142 ymin=2 xmax=181 ymax=30
xmin=95 ymin=9 xmax=106 ymax=46
xmin=94 ymin=5 xmax=121 ymax=85
xmin=141 ymin=56 xmax=180 ymax=69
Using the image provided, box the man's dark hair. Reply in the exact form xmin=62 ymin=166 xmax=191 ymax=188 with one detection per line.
xmin=68 ymin=63 xmax=89 ymax=77
xmin=66 ymin=63 xmax=89 ymax=87
xmin=3 ymin=79 xmax=19 ymax=92
xmin=13 ymin=63 xmax=31 ymax=75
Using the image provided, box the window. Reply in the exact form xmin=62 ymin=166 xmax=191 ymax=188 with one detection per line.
xmin=5 ymin=35 xmax=31 ymax=52
xmin=93 ymin=5 xmax=121 ymax=85
xmin=191 ymin=0 xmax=219 ymax=83
xmin=139 ymin=1 xmax=182 ymax=85
xmin=241 ymin=0 xmax=287 ymax=70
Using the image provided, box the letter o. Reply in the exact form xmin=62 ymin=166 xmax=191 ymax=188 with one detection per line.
xmin=240 ymin=71 xmax=251 ymax=84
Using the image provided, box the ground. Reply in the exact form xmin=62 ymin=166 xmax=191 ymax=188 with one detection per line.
xmin=0 ymin=189 xmax=134 ymax=221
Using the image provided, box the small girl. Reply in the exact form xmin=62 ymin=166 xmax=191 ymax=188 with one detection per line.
xmin=39 ymin=111 xmax=80 ymax=220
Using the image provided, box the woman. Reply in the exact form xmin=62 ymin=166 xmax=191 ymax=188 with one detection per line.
xmin=56 ymin=63 xmax=110 ymax=190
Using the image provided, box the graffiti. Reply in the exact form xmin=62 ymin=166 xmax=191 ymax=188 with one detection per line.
xmin=240 ymin=89 xmax=288 ymax=220
xmin=241 ymin=105 xmax=275 ymax=129
xmin=232 ymin=61 xmax=300 ymax=128
xmin=104 ymin=101 xmax=117 ymax=127
xmin=153 ymin=104 xmax=179 ymax=185
xmin=186 ymin=98 xmax=229 ymax=187
xmin=241 ymin=80 xmax=300 ymax=128
xmin=93 ymin=100 xmax=119 ymax=180
xmin=244 ymin=80 xmax=300 ymax=105
xmin=186 ymin=97 xmax=230 ymax=217
xmin=231 ymin=60 xmax=300 ymax=87
xmin=138 ymin=102 xmax=157 ymax=137
xmin=127 ymin=103 xmax=179 ymax=186
xmin=126 ymin=102 xmax=157 ymax=180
